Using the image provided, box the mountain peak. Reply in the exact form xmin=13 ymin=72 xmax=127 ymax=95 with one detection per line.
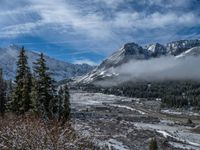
xmin=147 ymin=43 xmax=167 ymax=57
xmin=98 ymin=42 xmax=149 ymax=69
xmin=122 ymin=42 xmax=145 ymax=55
xmin=123 ymin=42 xmax=140 ymax=49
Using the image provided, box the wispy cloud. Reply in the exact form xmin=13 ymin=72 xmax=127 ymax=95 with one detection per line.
xmin=0 ymin=0 xmax=199 ymax=60
xmin=73 ymin=58 xmax=99 ymax=66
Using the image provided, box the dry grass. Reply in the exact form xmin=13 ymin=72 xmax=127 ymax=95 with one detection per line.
xmin=0 ymin=113 xmax=100 ymax=150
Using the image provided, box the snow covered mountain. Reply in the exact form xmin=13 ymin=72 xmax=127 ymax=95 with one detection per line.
xmin=76 ymin=43 xmax=149 ymax=83
xmin=147 ymin=43 xmax=167 ymax=57
xmin=0 ymin=45 xmax=94 ymax=81
xmin=77 ymin=39 xmax=200 ymax=84
xmin=166 ymin=39 xmax=200 ymax=55
xmin=99 ymin=43 xmax=149 ymax=70
xmin=176 ymin=46 xmax=200 ymax=58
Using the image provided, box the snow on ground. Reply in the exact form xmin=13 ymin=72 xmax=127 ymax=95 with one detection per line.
xmin=161 ymin=110 xmax=182 ymax=115
xmin=109 ymin=104 xmax=146 ymax=115
xmin=161 ymin=109 xmax=200 ymax=116
xmin=169 ymin=141 xmax=200 ymax=150
xmin=71 ymin=91 xmax=200 ymax=150
xmin=160 ymin=120 xmax=175 ymax=125
xmin=98 ymin=139 xmax=129 ymax=150
xmin=157 ymin=130 xmax=171 ymax=138
xmin=70 ymin=90 xmax=132 ymax=109
xmin=134 ymin=122 xmax=200 ymax=149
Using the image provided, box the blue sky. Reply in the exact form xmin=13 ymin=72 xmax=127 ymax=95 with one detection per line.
xmin=0 ymin=0 xmax=200 ymax=65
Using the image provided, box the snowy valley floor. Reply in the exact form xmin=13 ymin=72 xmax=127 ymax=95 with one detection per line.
xmin=70 ymin=90 xmax=200 ymax=150
xmin=0 ymin=90 xmax=199 ymax=150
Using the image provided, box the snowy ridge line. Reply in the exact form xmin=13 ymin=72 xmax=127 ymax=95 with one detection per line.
xmin=77 ymin=39 xmax=200 ymax=84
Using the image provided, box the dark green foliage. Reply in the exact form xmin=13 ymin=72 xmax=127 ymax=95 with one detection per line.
xmin=78 ymin=80 xmax=200 ymax=109
xmin=4 ymin=80 xmax=13 ymax=112
xmin=6 ymin=80 xmax=13 ymax=105
xmin=32 ymin=53 xmax=70 ymax=121
xmin=0 ymin=69 xmax=6 ymax=116
xmin=57 ymin=85 xmax=70 ymax=121
xmin=30 ymin=77 xmax=40 ymax=115
xmin=57 ymin=88 xmax=63 ymax=120
xmin=187 ymin=118 xmax=193 ymax=124
xmin=10 ymin=47 xmax=32 ymax=114
xmin=32 ymin=53 xmax=56 ymax=119
xmin=49 ymin=79 xmax=58 ymax=116
xmin=149 ymin=138 xmax=158 ymax=150
xmin=63 ymin=85 xmax=70 ymax=120
xmin=0 ymin=47 xmax=71 ymax=123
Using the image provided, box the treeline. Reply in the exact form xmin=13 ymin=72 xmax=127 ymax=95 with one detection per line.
xmin=77 ymin=80 xmax=200 ymax=110
xmin=0 ymin=47 xmax=70 ymax=121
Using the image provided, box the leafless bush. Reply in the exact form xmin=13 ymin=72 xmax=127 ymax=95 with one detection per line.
xmin=0 ymin=113 xmax=100 ymax=150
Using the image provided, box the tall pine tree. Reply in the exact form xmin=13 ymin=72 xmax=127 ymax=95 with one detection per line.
xmin=32 ymin=53 xmax=56 ymax=119
xmin=62 ymin=85 xmax=70 ymax=120
xmin=57 ymin=87 xmax=63 ymax=120
xmin=57 ymin=84 xmax=70 ymax=121
xmin=11 ymin=47 xmax=32 ymax=114
xmin=6 ymin=80 xmax=13 ymax=111
xmin=0 ymin=69 xmax=6 ymax=116
xmin=30 ymin=76 xmax=40 ymax=115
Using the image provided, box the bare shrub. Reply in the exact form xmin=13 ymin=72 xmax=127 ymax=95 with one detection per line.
xmin=0 ymin=113 xmax=99 ymax=150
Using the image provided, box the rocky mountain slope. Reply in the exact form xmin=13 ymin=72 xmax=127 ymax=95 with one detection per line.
xmin=166 ymin=39 xmax=200 ymax=55
xmin=0 ymin=45 xmax=94 ymax=81
xmin=77 ymin=39 xmax=200 ymax=84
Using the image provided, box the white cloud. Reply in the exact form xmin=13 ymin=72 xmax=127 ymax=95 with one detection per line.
xmin=95 ymin=0 xmax=124 ymax=8
xmin=0 ymin=0 xmax=114 ymax=40
xmin=0 ymin=21 xmax=43 ymax=38
xmin=0 ymin=0 xmax=199 ymax=55
xmin=142 ymin=0 xmax=190 ymax=8
xmin=1 ymin=0 xmax=198 ymax=37
xmin=112 ymin=11 xmax=199 ymax=29
xmin=73 ymin=59 xmax=98 ymax=66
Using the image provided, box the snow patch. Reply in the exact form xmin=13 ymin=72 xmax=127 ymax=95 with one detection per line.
xmin=99 ymin=139 xmax=129 ymax=150
xmin=134 ymin=122 xmax=200 ymax=149
xmin=109 ymin=104 xmax=146 ymax=115
xmin=161 ymin=110 xmax=182 ymax=115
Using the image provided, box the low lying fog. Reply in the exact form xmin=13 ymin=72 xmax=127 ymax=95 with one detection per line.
xmin=96 ymin=56 xmax=200 ymax=86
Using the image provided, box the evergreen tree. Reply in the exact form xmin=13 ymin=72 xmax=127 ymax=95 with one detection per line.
xmin=57 ymin=85 xmax=70 ymax=121
xmin=57 ymin=87 xmax=63 ymax=120
xmin=33 ymin=53 xmax=56 ymax=119
xmin=62 ymin=85 xmax=70 ymax=120
xmin=0 ymin=69 xmax=6 ymax=116
xmin=6 ymin=80 xmax=13 ymax=111
xmin=11 ymin=47 xmax=32 ymax=114
xmin=149 ymin=138 xmax=158 ymax=150
xmin=49 ymin=79 xmax=58 ymax=116
xmin=30 ymin=76 xmax=40 ymax=115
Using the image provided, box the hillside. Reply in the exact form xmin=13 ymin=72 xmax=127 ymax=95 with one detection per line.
xmin=0 ymin=45 xmax=94 ymax=81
